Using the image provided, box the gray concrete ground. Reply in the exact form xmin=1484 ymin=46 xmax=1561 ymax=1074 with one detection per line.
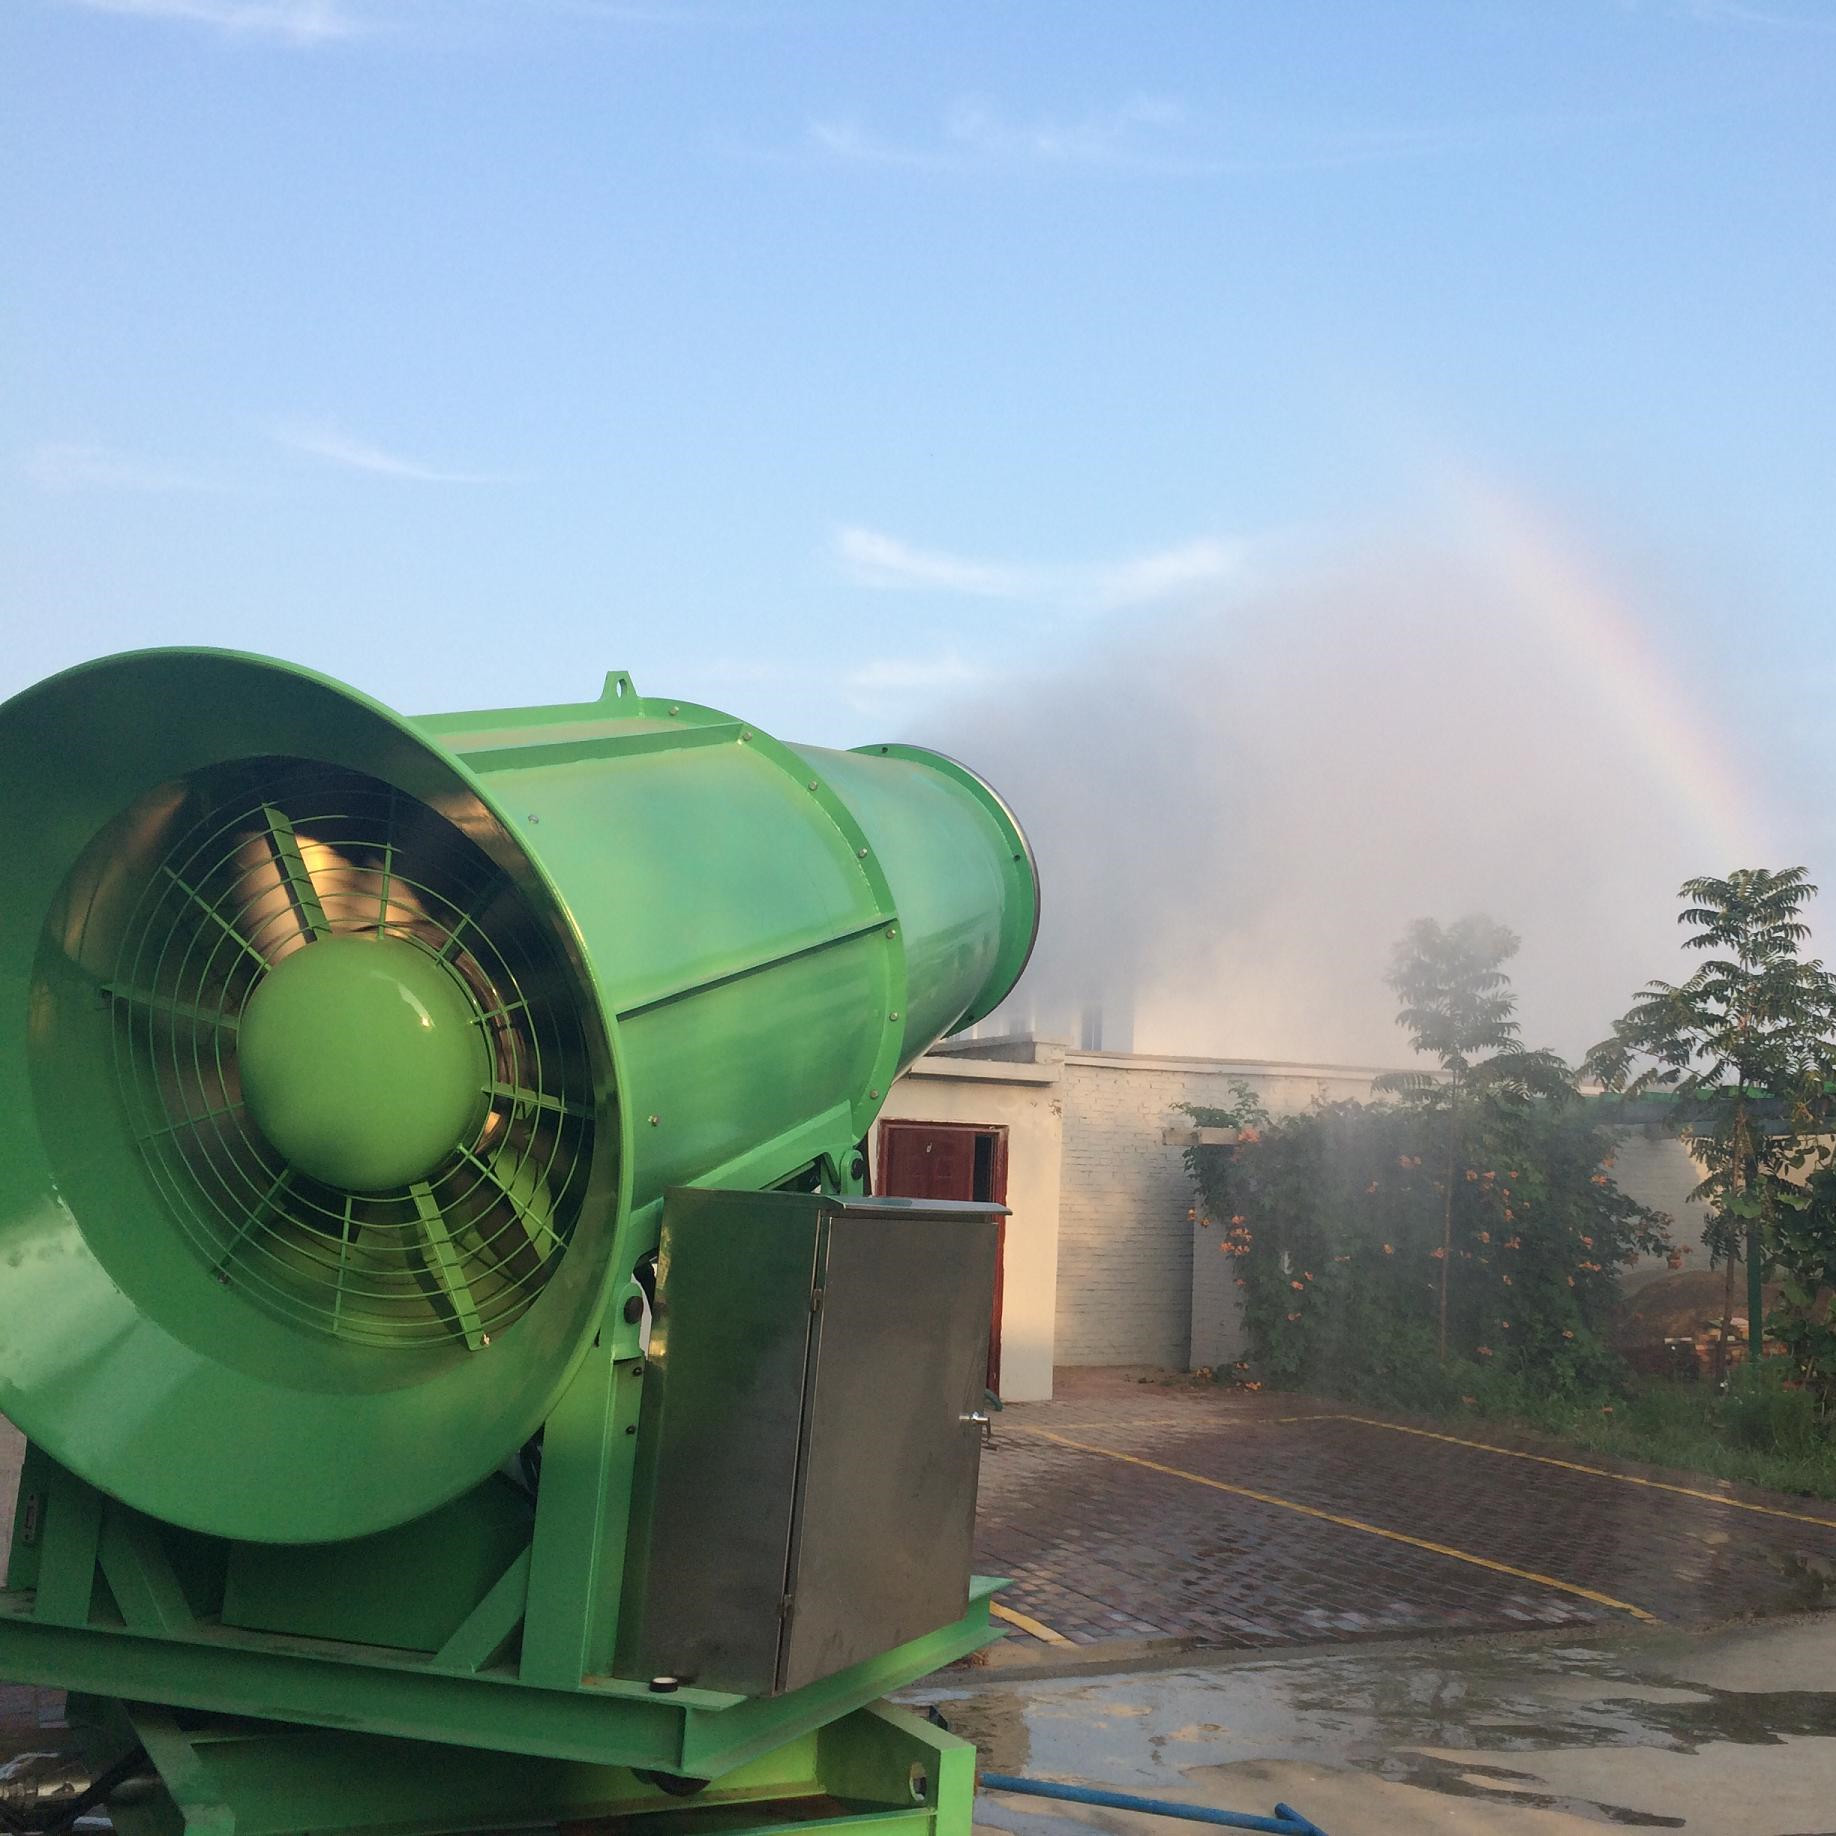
xmin=915 ymin=1613 xmax=1836 ymax=1835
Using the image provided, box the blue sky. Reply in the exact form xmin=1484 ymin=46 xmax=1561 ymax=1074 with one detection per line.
xmin=6 ymin=0 xmax=1835 ymax=1054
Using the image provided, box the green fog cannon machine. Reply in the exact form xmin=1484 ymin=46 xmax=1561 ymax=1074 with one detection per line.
xmin=0 ymin=650 xmax=1039 ymax=1836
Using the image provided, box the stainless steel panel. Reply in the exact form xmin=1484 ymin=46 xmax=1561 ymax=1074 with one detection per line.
xmin=618 ymin=1189 xmax=1001 ymax=1698
xmin=781 ymin=1211 xmax=997 ymax=1692
xmin=617 ymin=1188 xmax=821 ymax=1694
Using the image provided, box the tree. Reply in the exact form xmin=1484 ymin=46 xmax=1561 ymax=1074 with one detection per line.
xmin=1375 ymin=916 xmax=1572 ymax=1359
xmin=1583 ymin=869 xmax=1836 ymax=1387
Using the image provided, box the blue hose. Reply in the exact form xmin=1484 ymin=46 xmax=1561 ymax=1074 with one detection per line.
xmin=979 ymin=1773 xmax=1330 ymax=1836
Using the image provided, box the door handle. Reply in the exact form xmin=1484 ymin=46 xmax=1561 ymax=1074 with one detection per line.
xmin=960 ymin=1411 xmax=990 ymax=1426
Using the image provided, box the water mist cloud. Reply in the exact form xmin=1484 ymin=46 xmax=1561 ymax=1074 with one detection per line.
xmin=908 ymin=529 xmax=1774 ymax=1069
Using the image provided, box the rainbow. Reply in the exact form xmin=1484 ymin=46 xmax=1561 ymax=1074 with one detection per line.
xmin=1442 ymin=469 xmax=1767 ymax=870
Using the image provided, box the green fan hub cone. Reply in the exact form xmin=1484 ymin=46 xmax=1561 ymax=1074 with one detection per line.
xmin=239 ymin=935 xmax=488 ymax=1191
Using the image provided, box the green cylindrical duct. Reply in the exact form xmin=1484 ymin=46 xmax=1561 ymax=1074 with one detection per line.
xmin=0 ymin=651 xmax=1036 ymax=1545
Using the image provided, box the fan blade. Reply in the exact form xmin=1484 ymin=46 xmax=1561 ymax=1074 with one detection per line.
xmin=214 ymin=1167 xmax=294 ymax=1275
xmin=260 ymin=804 xmax=330 ymax=942
xmin=375 ymin=834 xmax=394 ymax=930
xmin=482 ymin=1082 xmax=590 ymax=1121
xmin=159 ymin=864 xmax=269 ymax=969
xmin=409 ymin=1179 xmax=488 ymax=1350
xmin=330 ymin=1195 xmax=355 ymax=1331
xmin=136 ymin=1096 xmax=243 ymax=1143
xmin=462 ymin=1146 xmax=564 ymax=1260
xmin=103 ymin=981 xmax=240 ymax=1033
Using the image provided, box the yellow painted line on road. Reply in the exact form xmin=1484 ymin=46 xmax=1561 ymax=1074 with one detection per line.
xmin=1021 ymin=1427 xmax=1660 ymax=1624
xmin=1310 ymin=1413 xmax=1836 ymax=1531
xmin=989 ymin=1601 xmax=1074 ymax=1646
xmin=1046 ymin=1417 xmax=1285 ymax=1433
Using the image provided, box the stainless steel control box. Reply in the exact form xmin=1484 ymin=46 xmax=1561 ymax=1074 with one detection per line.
xmin=618 ymin=1187 xmax=1002 ymax=1696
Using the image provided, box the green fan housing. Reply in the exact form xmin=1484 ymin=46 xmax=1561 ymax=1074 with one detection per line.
xmin=0 ymin=650 xmax=1038 ymax=1546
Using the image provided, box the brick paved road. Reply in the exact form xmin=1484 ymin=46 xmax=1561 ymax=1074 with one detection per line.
xmin=5 ymin=1380 xmax=1833 ymax=1701
xmin=974 ymin=1369 xmax=1836 ymax=1650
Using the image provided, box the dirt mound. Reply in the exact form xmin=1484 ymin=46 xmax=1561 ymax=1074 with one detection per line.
xmin=1614 ymin=1270 xmax=1780 ymax=1346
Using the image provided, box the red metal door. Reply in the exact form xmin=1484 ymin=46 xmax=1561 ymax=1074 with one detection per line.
xmin=879 ymin=1122 xmax=977 ymax=1204
xmin=875 ymin=1120 xmax=1008 ymax=1392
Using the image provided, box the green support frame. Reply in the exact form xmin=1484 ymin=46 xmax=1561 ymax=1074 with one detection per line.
xmin=0 ymin=1282 xmax=1002 ymax=1833
xmin=0 ymin=1574 xmax=999 ymax=1780
xmin=83 ymin=1698 xmax=977 ymax=1836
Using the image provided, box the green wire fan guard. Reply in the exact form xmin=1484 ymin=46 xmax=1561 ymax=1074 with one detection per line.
xmin=96 ymin=756 xmax=593 ymax=1352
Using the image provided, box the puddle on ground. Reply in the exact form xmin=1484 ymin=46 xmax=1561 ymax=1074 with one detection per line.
xmin=906 ymin=1634 xmax=1836 ymax=1832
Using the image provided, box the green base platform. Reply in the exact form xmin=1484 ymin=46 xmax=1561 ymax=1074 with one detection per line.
xmin=0 ymin=1561 xmax=999 ymax=1783
xmin=75 ymin=1697 xmax=974 ymax=1836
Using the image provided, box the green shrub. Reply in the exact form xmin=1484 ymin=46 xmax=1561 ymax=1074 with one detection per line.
xmin=1769 ymin=1166 xmax=1836 ymax=1416
xmin=1185 ymin=1089 xmax=1668 ymax=1406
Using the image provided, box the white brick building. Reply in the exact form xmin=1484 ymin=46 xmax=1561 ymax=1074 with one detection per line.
xmin=874 ymin=1036 xmax=1706 ymax=1402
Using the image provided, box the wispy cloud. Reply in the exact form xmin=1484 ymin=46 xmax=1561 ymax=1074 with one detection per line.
xmin=1684 ymin=0 xmax=1836 ymax=28
xmin=61 ymin=0 xmax=366 ymax=44
xmin=808 ymin=95 xmax=1216 ymax=177
xmin=22 ymin=442 xmax=225 ymax=493
xmin=844 ymin=651 xmax=984 ymax=702
xmin=670 ymin=649 xmax=991 ymax=720
xmin=65 ymin=0 xmax=753 ymax=42
xmin=272 ymin=418 xmax=508 ymax=484
xmin=801 ymin=94 xmax=1629 ymax=178
xmin=1087 ymin=538 xmax=1243 ymax=611
xmin=833 ymin=525 xmax=1243 ymax=613
xmin=529 ymin=0 xmax=745 ymax=21
xmin=809 ymin=95 xmax=1221 ymax=176
xmin=835 ymin=526 xmax=1040 ymax=598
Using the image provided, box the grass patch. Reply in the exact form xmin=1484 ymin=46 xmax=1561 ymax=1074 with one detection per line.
xmin=1502 ymin=1371 xmax=1836 ymax=1503
xmin=1307 ymin=1360 xmax=1836 ymax=1501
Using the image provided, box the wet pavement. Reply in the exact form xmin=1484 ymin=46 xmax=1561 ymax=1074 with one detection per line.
xmin=975 ymin=1371 xmax=1836 ymax=1650
xmin=912 ymin=1612 xmax=1836 ymax=1834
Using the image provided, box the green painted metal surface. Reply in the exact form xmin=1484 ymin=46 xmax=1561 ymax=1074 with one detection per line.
xmin=0 ymin=1566 xmax=1003 ymax=1778
xmin=92 ymin=1698 xmax=974 ymax=1836
xmin=0 ymin=651 xmax=1038 ymax=1546
xmin=518 ymin=1338 xmax=648 ymax=1686
xmin=220 ymin=1474 xmax=532 ymax=1653
xmin=237 ymin=934 xmax=491 ymax=1193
